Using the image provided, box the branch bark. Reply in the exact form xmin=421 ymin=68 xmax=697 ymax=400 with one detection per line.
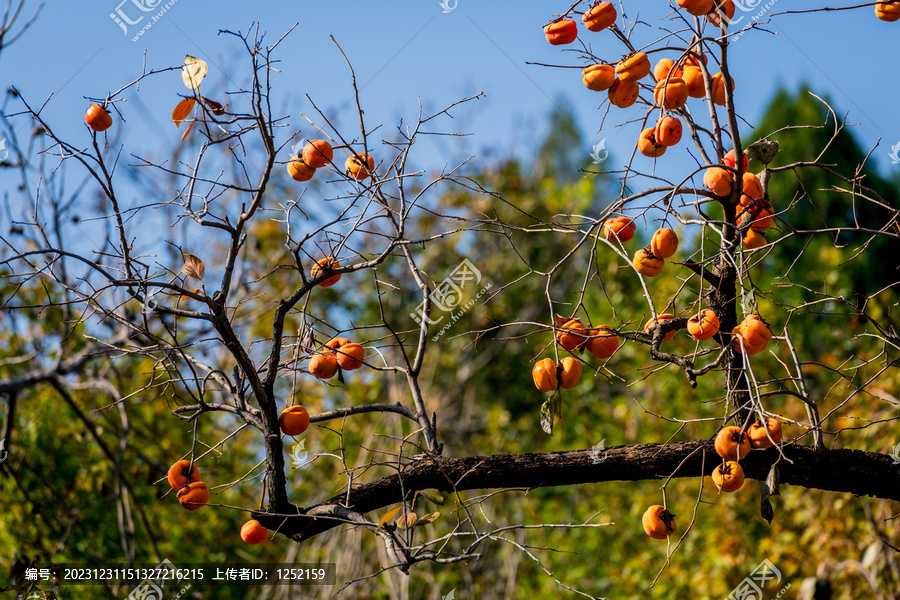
xmin=256 ymin=441 xmax=900 ymax=542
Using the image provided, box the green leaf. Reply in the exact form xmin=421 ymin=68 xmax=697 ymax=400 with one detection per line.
xmin=418 ymin=491 xmax=445 ymax=506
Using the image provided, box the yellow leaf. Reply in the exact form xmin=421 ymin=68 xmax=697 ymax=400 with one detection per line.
xmin=182 ymin=55 xmax=208 ymax=91
xmin=172 ymin=97 xmax=196 ymax=127
xmin=376 ymin=506 xmax=402 ymax=531
xmin=181 ymin=254 xmax=205 ymax=281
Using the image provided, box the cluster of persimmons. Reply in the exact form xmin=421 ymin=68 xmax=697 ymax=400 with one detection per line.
xmin=537 ymin=0 xmax=801 ymax=540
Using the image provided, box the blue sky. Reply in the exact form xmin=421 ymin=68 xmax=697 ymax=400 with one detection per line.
xmin=2 ymin=0 xmax=899 ymax=204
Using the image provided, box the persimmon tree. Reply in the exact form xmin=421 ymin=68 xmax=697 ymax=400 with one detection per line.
xmin=2 ymin=3 xmax=900 ymax=598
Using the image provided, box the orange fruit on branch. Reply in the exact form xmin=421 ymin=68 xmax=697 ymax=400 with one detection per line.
xmin=583 ymin=2 xmax=617 ymax=31
xmin=302 ymin=139 xmax=334 ymax=168
xmin=309 ymin=352 xmax=338 ymax=379
xmin=345 ymin=152 xmax=375 ymax=180
xmin=326 ymin=337 xmax=366 ymax=370
xmin=642 ymin=505 xmax=677 ymax=539
xmin=654 ymin=116 xmax=683 ymax=147
xmin=287 ymin=157 xmax=316 ymax=182
xmin=653 ymin=77 xmax=688 ymax=110
xmin=559 ymin=356 xmax=582 ymax=389
xmin=557 ymin=318 xmax=589 ymax=351
xmin=638 ymin=128 xmax=667 ymax=158
xmin=278 ymin=405 xmax=311 ymax=436
xmin=712 ymin=460 xmax=745 ymax=492
xmin=742 ymin=229 xmax=767 ymax=249
xmin=681 ymin=65 xmax=706 ymax=98
xmin=615 ymin=52 xmax=651 ymax=83
xmin=677 ymin=0 xmax=715 ymax=17
xmin=241 ymin=519 xmax=269 ymax=544
xmin=876 ymin=0 xmax=900 ymax=21
xmin=608 ymin=78 xmax=640 ymax=108
xmin=85 ymin=103 xmax=113 ymax=132
xmin=650 ymin=227 xmax=679 ymax=258
xmin=586 ymin=327 xmax=619 ymax=359
xmin=603 ymin=216 xmax=636 ymax=242
xmin=714 ymin=426 xmax=751 ymax=461
xmin=644 ymin=313 xmax=676 ymax=342
xmin=749 ymin=417 xmax=783 ymax=448
xmin=532 ymin=358 xmax=559 ymax=392
xmin=582 ymin=64 xmax=616 ymax=92
xmin=632 ymin=246 xmax=664 ymax=277
xmin=703 ymin=166 xmax=734 ymax=197
xmin=311 ymin=257 xmax=341 ymax=287
xmin=707 ymin=0 xmax=736 ymax=26
xmin=167 ymin=460 xmax=200 ymax=490
xmin=177 ymin=481 xmax=210 ymax=510
xmin=687 ymin=309 xmax=719 ymax=341
xmin=544 ymin=18 xmax=578 ymax=45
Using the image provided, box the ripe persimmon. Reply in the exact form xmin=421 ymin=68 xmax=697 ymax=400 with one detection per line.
xmin=311 ymin=257 xmax=341 ymax=287
xmin=642 ymin=505 xmax=676 ymax=539
xmin=544 ymin=19 xmax=578 ymax=45
xmin=303 ymin=139 xmax=334 ymax=168
xmin=749 ymin=417 xmax=783 ymax=448
xmin=532 ymin=358 xmax=559 ymax=392
xmin=177 ymin=481 xmax=210 ymax=510
xmin=712 ymin=460 xmax=745 ymax=492
xmin=714 ymin=426 xmax=751 ymax=461
xmin=85 ymin=103 xmax=113 ymax=132
xmin=583 ymin=2 xmax=617 ymax=31
xmin=167 ymin=460 xmax=200 ymax=490
xmin=241 ymin=519 xmax=269 ymax=544
xmin=278 ymin=405 xmax=310 ymax=436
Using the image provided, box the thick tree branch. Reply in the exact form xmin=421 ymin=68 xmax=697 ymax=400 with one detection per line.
xmin=256 ymin=441 xmax=900 ymax=542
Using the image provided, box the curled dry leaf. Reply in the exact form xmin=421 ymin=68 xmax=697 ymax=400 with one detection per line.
xmin=201 ymin=96 xmax=225 ymax=116
xmin=540 ymin=398 xmax=554 ymax=435
xmin=181 ymin=254 xmax=205 ymax=281
xmin=415 ymin=512 xmax=440 ymax=527
xmin=172 ymin=97 xmax=196 ymax=128
xmin=181 ymin=55 xmax=208 ymax=91
xmin=395 ymin=512 xmax=418 ymax=530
